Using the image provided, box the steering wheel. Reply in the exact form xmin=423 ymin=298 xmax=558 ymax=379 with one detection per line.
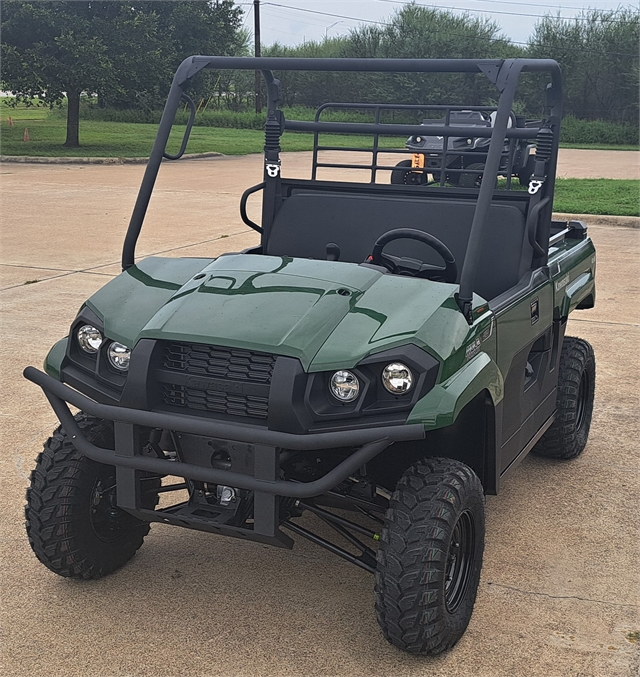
xmin=369 ymin=228 xmax=458 ymax=282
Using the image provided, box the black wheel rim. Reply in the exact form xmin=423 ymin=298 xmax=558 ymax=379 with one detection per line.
xmin=404 ymin=171 xmax=425 ymax=185
xmin=90 ymin=478 xmax=127 ymax=542
xmin=576 ymin=370 xmax=589 ymax=431
xmin=444 ymin=510 xmax=475 ymax=613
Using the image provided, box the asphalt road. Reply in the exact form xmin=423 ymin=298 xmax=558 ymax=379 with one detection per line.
xmin=1 ymin=152 xmax=639 ymax=677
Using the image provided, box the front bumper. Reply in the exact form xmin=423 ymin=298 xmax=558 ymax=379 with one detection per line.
xmin=24 ymin=366 xmax=425 ymax=499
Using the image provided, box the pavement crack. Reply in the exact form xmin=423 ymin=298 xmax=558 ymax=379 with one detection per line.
xmin=486 ymin=582 xmax=640 ymax=608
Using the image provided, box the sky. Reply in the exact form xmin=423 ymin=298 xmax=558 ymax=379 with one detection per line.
xmin=240 ymin=0 xmax=636 ymax=47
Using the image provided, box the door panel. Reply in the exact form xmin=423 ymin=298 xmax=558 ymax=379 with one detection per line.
xmin=495 ymin=281 xmax=555 ymax=471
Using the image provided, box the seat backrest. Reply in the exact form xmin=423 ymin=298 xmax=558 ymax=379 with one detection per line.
xmin=265 ymin=190 xmax=531 ymax=300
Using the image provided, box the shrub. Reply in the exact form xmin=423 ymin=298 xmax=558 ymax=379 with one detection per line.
xmin=560 ymin=116 xmax=638 ymax=146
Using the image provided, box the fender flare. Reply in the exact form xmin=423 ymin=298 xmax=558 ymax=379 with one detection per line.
xmin=406 ymin=352 xmax=503 ymax=430
xmin=44 ymin=337 xmax=68 ymax=381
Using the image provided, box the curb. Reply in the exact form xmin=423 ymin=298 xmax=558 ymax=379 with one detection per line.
xmin=0 ymin=151 xmax=223 ymax=165
xmin=553 ymin=212 xmax=639 ymax=229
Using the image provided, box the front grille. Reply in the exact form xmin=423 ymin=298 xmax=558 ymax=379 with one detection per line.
xmin=162 ymin=342 xmax=276 ymax=383
xmin=162 ymin=384 xmax=269 ymax=419
xmin=157 ymin=342 xmax=276 ymax=421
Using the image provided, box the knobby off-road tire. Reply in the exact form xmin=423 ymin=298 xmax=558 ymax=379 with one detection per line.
xmin=458 ymin=162 xmax=486 ymax=189
xmin=25 ymin=413 xmax=159 ymax=579
xmin=375 ymin=458 xmax=485 ymax=655
xmin=390 ymin=159 xmax=426 ymax=186
xmin=533 ymin=336 xmax=595 ymax=459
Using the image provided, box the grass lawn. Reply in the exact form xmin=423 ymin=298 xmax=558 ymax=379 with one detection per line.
xmin=553 ymin=179 xmax=638 ymax=216
xmin=2 ymin=104 xmax=638 ymax=216
xmin=0 ymin=106 xmax=405 ymax=156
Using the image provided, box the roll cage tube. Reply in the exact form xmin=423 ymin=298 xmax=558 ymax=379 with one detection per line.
xmin=121 ymin=57 xmax=562 ymax=323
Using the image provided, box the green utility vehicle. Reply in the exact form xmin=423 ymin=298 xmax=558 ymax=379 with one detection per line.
xmin=25 ymin=57 xmax=596 ymax=655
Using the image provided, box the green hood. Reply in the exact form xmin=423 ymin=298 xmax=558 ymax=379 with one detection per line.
xmin=86 ymin=255 xmax=481 ymax=372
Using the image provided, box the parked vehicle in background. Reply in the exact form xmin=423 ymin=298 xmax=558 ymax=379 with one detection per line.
xmin=391 ymin=109 xmax=537 ymax=188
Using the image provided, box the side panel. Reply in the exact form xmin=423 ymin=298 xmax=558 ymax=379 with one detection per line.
xmin=549 ymin=236 xmax=596 ymax=319
xmin=495 ymin=278 xmax=555 ymax=472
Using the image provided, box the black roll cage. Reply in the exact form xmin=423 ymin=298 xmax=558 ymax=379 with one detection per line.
xmin=121 ymin=56 xmax=562 ymax=322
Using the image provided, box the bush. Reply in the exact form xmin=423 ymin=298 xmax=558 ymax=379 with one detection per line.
xmin=560 ymin=116 xmax=638 ymax=146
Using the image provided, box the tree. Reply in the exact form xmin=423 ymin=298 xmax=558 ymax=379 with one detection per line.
xmin=263 ymin=6 xmax=522 ymax=110
xmin=0 ymin=1 xmax=245 ymax=147
xmin=527 ymin=9 xmax=639 ymax=123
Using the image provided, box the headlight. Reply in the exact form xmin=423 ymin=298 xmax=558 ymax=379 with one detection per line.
xmin=77 ymin=325 xmax=103 ymax=354
xmin=382 ymin=363 xmax=413 ymax=394
xmin=107 ymin=342 xmax=131 ymax=371
xmin=330 ymin=370 xmax=360 ymax=402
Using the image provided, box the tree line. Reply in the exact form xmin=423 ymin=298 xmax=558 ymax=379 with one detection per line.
xmin=1 ymin=1 xmax=637 ymax=148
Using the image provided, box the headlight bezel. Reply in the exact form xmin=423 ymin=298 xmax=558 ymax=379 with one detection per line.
xmin=303 ymin=345 xmax=439 ymax=426
xmin=66 ymin=307 xmax=130 ymax=393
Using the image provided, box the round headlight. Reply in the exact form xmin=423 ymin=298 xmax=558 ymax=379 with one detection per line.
xmin=77 ymin=324 xmax=103 ymax=354
xmin=382 ymin=363 xmax=414 ymax=394
xmin=107 ymin=342 xmax=131 ymax=371
xmin=330 ymin=370 xmax=360 ymax=402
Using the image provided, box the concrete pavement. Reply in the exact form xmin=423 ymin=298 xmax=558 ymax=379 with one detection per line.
xmin=1 ymin=155 xmax=639 ymax=676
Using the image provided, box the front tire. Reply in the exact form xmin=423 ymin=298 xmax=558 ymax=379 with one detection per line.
xmin=532 ymin=337 xmax=595 ymax=459
xmin=375 ymin=458 xmax=485 ymax=654
xmin=458 ymin=162 xmax=487 ymax=189
xmin=25 ymin=413 xmax=159 ymax=579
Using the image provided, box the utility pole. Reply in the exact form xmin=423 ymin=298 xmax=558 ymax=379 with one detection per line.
xmin=254 ymin=0 xmax=262 ymax=114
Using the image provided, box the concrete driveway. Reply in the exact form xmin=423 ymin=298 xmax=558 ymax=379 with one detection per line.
xmin=1 ymin=154 xmax=639 ymax=677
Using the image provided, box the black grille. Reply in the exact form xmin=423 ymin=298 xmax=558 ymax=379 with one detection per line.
xmin=157 ymin=342 xmax=276 ymax=421
xmin=162 ymin=384 xmax=269 ymax=419
xmin=162 ymin=342 xmax=276 ymax=383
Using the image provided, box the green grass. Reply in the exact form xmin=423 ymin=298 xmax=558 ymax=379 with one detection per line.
xmin=499 ymin=177 xmax=639 ymax=216
xmin=0 ymin=105 xmax=404 ymax=157
xmin=553 ymin=179 xmax=638 ymax=216
xmin=1 ymin=104 xmax=637 ymax=216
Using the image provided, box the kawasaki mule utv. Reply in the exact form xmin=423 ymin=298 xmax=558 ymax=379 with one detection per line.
xmin=24 ymin=56 xmax=596 ymax=655
xmin=389 ymin=109 xmax=537 ymax=188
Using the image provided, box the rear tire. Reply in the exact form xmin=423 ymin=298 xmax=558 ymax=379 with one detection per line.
xmin=391 ymin=159 xmax=426 ymax=186
xmin=375 ymin=458 xmax=485 ymax=654
xmin=532 ymin=337 xmax=595 ymax=459
xmin=25 ymin=413 xmax=159 ymax=579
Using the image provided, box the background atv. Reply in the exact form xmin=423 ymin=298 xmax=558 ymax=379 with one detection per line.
xmin=24 ymin=56 xmax=596 ymax=656
xmin=390 ymin=109 xmax=537 ymax=188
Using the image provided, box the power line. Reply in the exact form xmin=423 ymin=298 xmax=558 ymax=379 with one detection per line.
xmin=262 ymin=5 xmax=353 ymax=28
xmin=263 ymin=3 xmax=390 ymax=27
